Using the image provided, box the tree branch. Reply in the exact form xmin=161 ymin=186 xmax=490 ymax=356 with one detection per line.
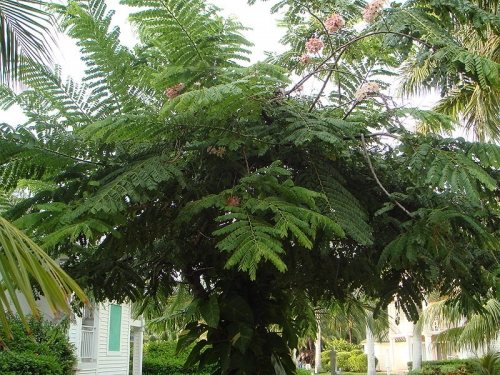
xmin=360 ymin=133 xmax=415 ymax=218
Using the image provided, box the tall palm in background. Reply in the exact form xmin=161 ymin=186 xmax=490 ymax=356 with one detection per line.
xmin=421 ymin=297 xmax=500 ymax=353
xmin=0 ymin=0 xmax=56 ymax=85
xmin=398 ymin=0 xmax=500 ymax=142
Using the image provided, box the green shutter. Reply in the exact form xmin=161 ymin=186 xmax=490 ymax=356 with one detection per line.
xmin=108 ymin=304 xmax=122 ymax=351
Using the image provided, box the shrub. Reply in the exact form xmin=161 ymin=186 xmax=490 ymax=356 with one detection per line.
xmin=143 ymin=340 xmax=213 ymax=375
xmin=348 ymin=353 xmax=369 ymax=372
xmin=407 ymin=359 xmax=486 ymax=375
xmin=337 ymin=351 xmax=351 ymax=371
xmin=0 ymin=351 xmax=63 ymax=375
xmin=0 ymin=315 xmax=76 ymax=375
xmin=326 ymin=338 xmax=362 ymax=352
xmin=322 ymin=350 xmax=332 ymax=372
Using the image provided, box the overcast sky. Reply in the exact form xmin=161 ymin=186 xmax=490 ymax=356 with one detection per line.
xmin=55 ymin=0 xmax=286 ymax=76
xmin=0 ymin=0 xmax=286 ymax=124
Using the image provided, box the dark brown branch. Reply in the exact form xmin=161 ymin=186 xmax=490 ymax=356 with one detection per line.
xmin=360 ymin=134 xmax=415 ymax=218
xmin=284 ymin=31 xmax=431 ymax=97
xmin=309 ymin=70 xmax=333 ymax=112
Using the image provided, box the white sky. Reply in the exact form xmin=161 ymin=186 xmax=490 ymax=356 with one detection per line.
xmin=54 ymin=0 xmax=287 ymax=78
xmin=1 ymin=0 xmax=442 ymax=131
xmin=1 ymin=0 xmax=287 ymax=125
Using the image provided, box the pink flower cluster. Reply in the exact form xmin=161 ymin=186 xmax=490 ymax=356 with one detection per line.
xmin=325 ymin=14 xmax=345 ymax=33
xmin=165 ymin=83 xmax=185 ymax=99
xmin=362 ymin=0 xmax=384 ymax=23
xmin=355 ymin=81 xmax=380 ymax=101
xmin=299 ymin=53 xmax=311 ymax=64
xmin=207 ymin=145 xmax=226 ymax=157
xmin=305 ymin=38 xmax=324 ymax=54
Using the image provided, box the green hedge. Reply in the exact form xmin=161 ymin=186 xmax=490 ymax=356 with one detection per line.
xmin=143 ymin=340 xmax=213 ymax=375
xmin=0 ymin=352 xmax=63 ymax=375
xmin=337 ymin=351 xmax=351 ymax=371
xmin=327 ymin=349 xmax=377 ymax=372
xmin=407 ymin=359 xmax=486 ymax=375
xmin=0 ymin=315 xmax=76 ymax=375
xmin=348 ymin=353 xmax=369 ymax=372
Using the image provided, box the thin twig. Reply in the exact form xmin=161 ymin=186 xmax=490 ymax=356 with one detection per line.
xmin=284 ymin=31 xmax=431 ymax=97
xmin=343 ymin=132 xmax=400 ymax=141
xmin=360 ymin=134 xmax=415 ymax=218
xmin=309 ymin=70 xmax=333 ymax=112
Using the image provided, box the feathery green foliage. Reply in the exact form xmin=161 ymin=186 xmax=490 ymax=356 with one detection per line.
xmin=1 ymin=0 xmax=500 ymax=373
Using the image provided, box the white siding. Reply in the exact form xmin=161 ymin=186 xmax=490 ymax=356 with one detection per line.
xmin=93 ymin=302 xmax=131 ymax=375
xmin=68 ymin=314 xmax=83 ymax=361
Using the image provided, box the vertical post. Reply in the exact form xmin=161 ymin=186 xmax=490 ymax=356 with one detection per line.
xmin=330 ymin=349 xmax=337 ymax=375
xmin=132 ymin=321 xmax=144 ymax=375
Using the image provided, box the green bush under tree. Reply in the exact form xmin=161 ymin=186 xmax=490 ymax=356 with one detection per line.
xmin=143 ymin=340 xmax=213 ymax=375
xmin=0 ymin=315 xmax=76 ymax=375
xmin=322 ymin=339 xmax=375 ymax=373
xmin=408 ymin=359 xmax=486 ymax=375
xmin=321 ymin=339 xmax=378 ymax=372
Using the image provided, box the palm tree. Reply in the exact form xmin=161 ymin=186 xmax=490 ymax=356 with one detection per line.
xmin=0 ymin=0 xmax=56 ymax=85
xmin=318 ymin=296 xmax=389 ymax=374
xmin=0 ymin=193 xmax=87 ymax=344
xmin=0 ymin=216 xmax=88 ymax=342
xmin=421 ymin=297 xmax=500 ymax=353
xmin=398 ymin=9 xmax=500 ymax=142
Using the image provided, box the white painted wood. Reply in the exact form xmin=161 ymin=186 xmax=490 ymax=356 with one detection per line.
xmin=366 ymin=325 xmax=376 ymax=375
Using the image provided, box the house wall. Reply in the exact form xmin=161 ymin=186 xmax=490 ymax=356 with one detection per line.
xmin=69 ymin=301 xmax=136 ymax=375
xmin=93 ymin=302 xmax=132 ymax=375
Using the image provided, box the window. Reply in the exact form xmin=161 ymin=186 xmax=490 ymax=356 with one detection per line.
xmin=108 ymin=304 xmax=122 ymax=352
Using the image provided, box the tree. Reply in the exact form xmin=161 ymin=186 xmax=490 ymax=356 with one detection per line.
xmin=1 ymin=0 xmax=500 ymax=374
xmin=0 ymin=0 xmax=56 ymax=84
xmin=422 ymin=297 xmax=500 ymax=353
xmin=397 ymin=0 xmax=500 ymax=141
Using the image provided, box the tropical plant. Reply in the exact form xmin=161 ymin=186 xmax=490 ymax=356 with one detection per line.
xmin=1 ymin=0 xmax=500 ymax=375
xmin=0 ymin=0 xmax=56 ymax=84
xmin=422 ymin=298 xmax=500 ymax=353
xmin=0 ymin=314 xmax=77 ymax=375
xmin=396 ymin=0 xmax=500 ymax=141
xmin=0 ymin=199 xmax=87 ymax=345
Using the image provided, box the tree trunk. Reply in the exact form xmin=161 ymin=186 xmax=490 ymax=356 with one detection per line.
xmin=412 ymin=320 xmax=422 ymax=370
xmin=366 ymin=325 xmax=376 ymax=375
xmin=315 ymin=323 xmax=323 ymax=373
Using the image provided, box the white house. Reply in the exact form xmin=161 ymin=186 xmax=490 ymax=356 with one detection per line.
xmin=68 ymin=301 xmax=144 ymax=375
xmin=365 ymin=301 xmax=500 ymax=373
xmin=18 ymin=295 xmax=144 ymax=375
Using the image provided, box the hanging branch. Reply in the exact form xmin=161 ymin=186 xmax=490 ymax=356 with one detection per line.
xmin=360 ymin=133 xmax=415 ymax=218
xmin=308 ymin=70 xmax=333 ymax=112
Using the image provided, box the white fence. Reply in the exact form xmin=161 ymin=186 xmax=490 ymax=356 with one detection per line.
xmin=80 ymin=325 xmax=96 ymax=361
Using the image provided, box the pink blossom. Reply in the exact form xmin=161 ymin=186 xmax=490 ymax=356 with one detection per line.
xmin=354 ymin=81 xmax=380 ymax=101
xmin=299 ymin=53 xmax=312 ymax=64
xmin=305 ymin=38 xmax=324 ymax=54
xmin=325 ymin=14 xmax=345 ymax=33
xmin=165 ymin=83 xmax=185 ymax=99
xmin=362 ymin=0 xmax=384 ymax=23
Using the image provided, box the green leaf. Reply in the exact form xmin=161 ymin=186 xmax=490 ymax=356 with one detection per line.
xmin=199 ymin=294 xmax=220 ymax=329
xmin=219 ymin=292 xmax=254 ymax=325
xmin=228 ymin=322 xmax=253 ymax=353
